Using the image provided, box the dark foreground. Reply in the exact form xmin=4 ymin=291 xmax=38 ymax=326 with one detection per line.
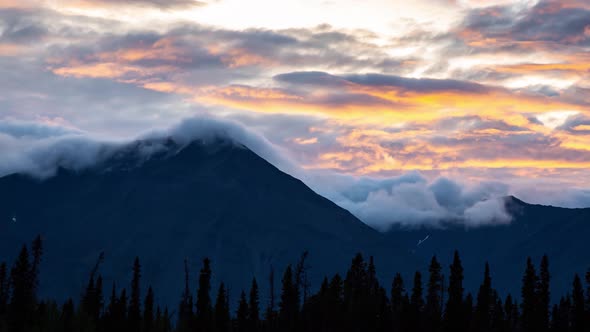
xmin=0 ymin=236 xmax=586 ymax=332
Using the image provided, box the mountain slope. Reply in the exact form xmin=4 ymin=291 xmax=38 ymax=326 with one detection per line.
xmin=0 ymin=138 xmax=410 ymax=305
xmin=386 ymin=196 xmax=590 ymax=299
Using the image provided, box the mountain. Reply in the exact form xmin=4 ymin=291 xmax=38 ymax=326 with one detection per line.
xmin=1 ymin=136 xmax=589 ymax=306
xmin=0 ymin=138 xmax=413 ymax=306
xmin=386 ymin=196 xmax=590 ymax=299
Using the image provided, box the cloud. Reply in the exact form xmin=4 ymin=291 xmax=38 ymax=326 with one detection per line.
xmin=321 ymin=172 xmax=511 ymax=231
xmin=0 ymin=116 xmax=515 ymax=229
xmin=60 ymin=0 xmax=207 ymax=9
xmin=275 ymin=71 xmax=490 ymax=94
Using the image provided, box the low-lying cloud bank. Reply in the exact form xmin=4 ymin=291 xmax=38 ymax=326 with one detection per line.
xmin=0 ymin=116 xmax=587 ymax=231
xmin=303 ymin=172 xmax=512 ymax=231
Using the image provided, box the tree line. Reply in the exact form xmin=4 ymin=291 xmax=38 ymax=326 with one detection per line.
xmin=1 ymin=236 xmax=589 ymax=332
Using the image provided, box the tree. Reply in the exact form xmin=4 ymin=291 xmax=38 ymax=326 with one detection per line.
xmin=0 ymin=263 xmax=8 ymax=315
xmin=391 ymin=273 xmax=406 ymax=332
xmin=410 ymin=271 xmax=424 ymax=332
xmin=343 ymin=253 xmax=369 ymax=332
xmin=294 ymin=252 xmax=310 ymax=306
xmin=61 ymin=298 xmax=75 ymax=332
xmin=9 ymin=245 xmax=35 ymax=332
xmin=444 ymin=251 xmax=466 ymax=332
xmin=196 ymin=258 xmax=213 ymax=332
xmin=425 ymin=256 xmax=443 ymax=332
xmin=572 ymin=274 xmax=585 ymax=332
xmin=504 ymin=294 xmax=519 ymax=332
xmin=129 ymin=257 xmax=142 ymax=332
xmin=279 ymin=265 xmax=298 ymax=331
xmin=144 ymin=286 xmax=155 ymax=332
xmin=265 ymin=265 xmax=277 ymax=331
xmin=214 ymin=283 xmax=230 ymax=332
xmin=475 ymin=262 xmax=493 ymax=332
xmin=236 ymin=291 xmax=249 ymax=332
xmin=178 ymin=258 xmax=193 ymax=332
xmin=30 ymin=235 xmax=42 ymax=301
xmin=521 ymin=257 xmax=538 ymax=332
xmin=538 ymin=255 xmax=550 ymax=332
xmin=249 ymin=278 xmax=260 ymax=332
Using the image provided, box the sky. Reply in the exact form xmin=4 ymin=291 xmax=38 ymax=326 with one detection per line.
xmin=1 ymin=0 xmax=590 ymax=228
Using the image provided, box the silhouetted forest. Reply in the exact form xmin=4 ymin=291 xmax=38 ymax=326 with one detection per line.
xmin=1 ymin=236 xmax=589 ymax=332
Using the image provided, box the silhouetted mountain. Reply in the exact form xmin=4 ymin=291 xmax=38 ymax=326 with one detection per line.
xmin=0 ymin=138 xmax=410 ymax=306
xmin=386 ymin=195 xmax=590 ymax=299
xmin=1 ymin=137 xmax=589 ymax=306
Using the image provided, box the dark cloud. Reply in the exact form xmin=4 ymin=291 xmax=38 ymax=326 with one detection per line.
xmin=344 ymin=73 xmax=489 ymax=93
xmin=79 ymin=0 xmax=206 ymax=9
xmin=274 ymin=71 xmax=350 ymax=87
xmin=275 ymin=71 xmax=490 ymax=94
xmin=558 ymin=114 xmax=590 ymax=134
xmin=0 ymin=9 xmax=48 ymax=43
xmin=458 ymin=0 xmax=590 ymax=49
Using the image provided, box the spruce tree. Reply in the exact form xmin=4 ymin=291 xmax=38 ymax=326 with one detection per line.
xmin=249 ymin=278 xmax=260 ymax=332
xmin=0 ymin=263 xmax=7 ymax=315
xmin=475 ymin=262 xmax=493 ymax=332
xmin=391 ymin=273 xmax=405 ymax=332
xmin=572 ymin=274 xmax=585 ymax=332
xmin=425 ymin=256 xmax=443 ymax=332
xmin=236 ymin=291 xmax=249 ymax=332
xmin=178 ymin=258 xmax=193 ymax=332
xmin=144 ymin=286 xmax=155 ymax=332
xmin=538 ymin=255 xmax=550 ymax=332
xmin=129 ymin=257 xmax=142 ymax=332
xmin=30 ymin=236 xmax=42 ymax=301
xmin=279 ymin=265 xmax=298 ymax=332
xmin=410 ymin=271 xmax=424 ymax=332
xmin=444 ymin=251 xmax=466 ymax=332
xmin=343 ymin=253 xmax=369 ymax=332
xmin=196 ymin=258 xmax=213 ymax=332
xmin=9 ymin=245 xmax=35 ymax=332
xmin=61 ymin=298 xmax=75 ymax=332
xmin=521 ymin=257 xmax=538 ymax=332
xmin=327 ymin=274 xmax=344 ymax=332
xmin=214 ymin=283 xmax=230 ymax=332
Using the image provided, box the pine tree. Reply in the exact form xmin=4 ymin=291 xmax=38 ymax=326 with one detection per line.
xmin=521 ymin=257 xmax=538 ymax=332
xmin=572 ymin=274 xmax=585 ymax=332
xmin=144 ymin=286 xmax=155 ymax=332
xmin=30 ymin=236 xmax=42 ymax=302
xmin=196 ymin=258 xmax=213 ymax=332
xmin=81 ymin=274 xmax=103 ymax=322
xmin=343 ymin=253 xmax=369 ymax=332
xmin=391 ymin=273 xmax=405 ymax=332
xmin=265 ymin=265 xmax=277 ymax=331
xmin=249 ymin=278 xmax=260 ymax=332
xmin=327 ymin=274 xmax=344 ymax=332
xmin=490 ymin=298 xmax=505 ymax=332
xmin=118 ymin=288 xmax=129 ymax=331
xmin=129 ymin=257 xmax=142 ymax=332
xmin=61 ymin=298 xmax=75 ymax=332
xmin=538 ymin=255 xmax=550 ymax=332
xmin=475 ymin=262 xmax=493 ymax=332
xmin=504 ymin=294 xmax=519 ymax=332
xmin=444 ymin=251 xmax=466 ymax=332
xmin=0 ymin=263 xmax=8 ymax=315
xmin=410 ymin=271 xmax=424 ymax=332
xmin=236 ymin=291 xmax=249 ymax=332
xmin=279 ymin=265 xmax=298 ymax=332
xmin=9 ymin=245 xmax=35 ymax=332
xmin=178 ymin=258 xmax=193 ymax=332
xmin=425 ymin=256 xmax=443 ymax=332
xmin=214 ymin=283 xmax=230 ymax=332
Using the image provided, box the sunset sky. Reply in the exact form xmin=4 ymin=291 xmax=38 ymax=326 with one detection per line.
xmin=2 ymin=0 xmax=590 ymax=225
